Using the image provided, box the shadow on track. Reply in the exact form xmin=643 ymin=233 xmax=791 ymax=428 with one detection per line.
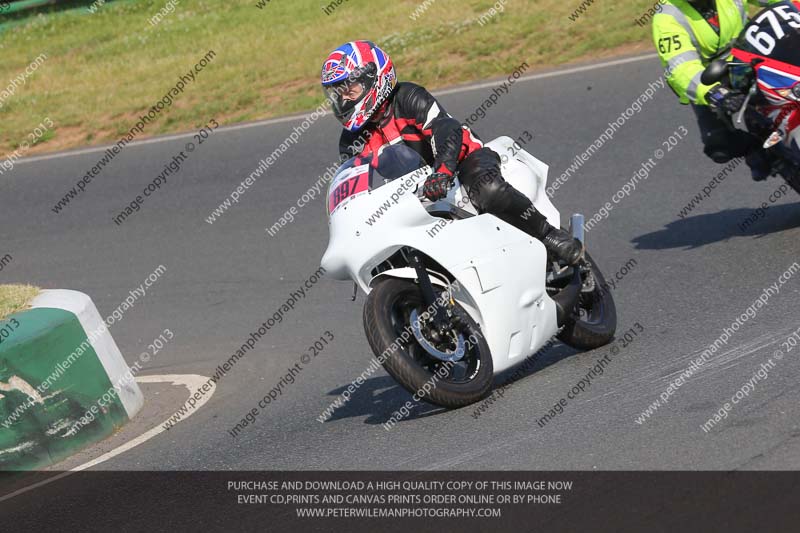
xmin=633 ymin=202 xmax=800 ymax=250
xmin=321 ymin=342 xmax=577 ymax=426
xmin=321 ymin=376 xmax=446 ymax=425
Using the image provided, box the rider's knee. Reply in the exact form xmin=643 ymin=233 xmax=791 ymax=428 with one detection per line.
xmin=702 ymin=129 xmax=756 ymax=163
xmin=458 ymin=149 xmax=505 ymax=211
xmin=704 ymin=146 xmax=735 ymax=164
xmin=458 ymin=148 xmax=501 ymax=184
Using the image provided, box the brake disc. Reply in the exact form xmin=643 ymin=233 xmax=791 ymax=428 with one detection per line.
xmin=409 ymin=309 xmax=466 ymax=362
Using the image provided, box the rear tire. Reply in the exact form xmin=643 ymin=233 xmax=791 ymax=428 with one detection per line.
xmin=363 ymin=277 xmax=493 ymax=408
xmin=557 ymin=251 xmax=617 ymax=350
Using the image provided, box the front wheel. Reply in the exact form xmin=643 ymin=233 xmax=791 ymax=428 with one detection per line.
xmin=363 ymin=277 xmax=493 ymax=408
xmin=779 ymin=164 xmax=800 ymax=196
xmin=556 ymin=251 xmax=617 ymax=349
xmin=768 ymin=150 xmax=800 ymax=194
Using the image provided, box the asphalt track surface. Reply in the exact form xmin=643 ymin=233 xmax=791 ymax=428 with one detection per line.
xmin=3 ymin=54 xmax=800 ymax=472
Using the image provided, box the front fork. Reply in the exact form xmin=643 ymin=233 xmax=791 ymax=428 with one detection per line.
xmin=409 ymin=252 xmax=455 ymax=342
xmin=550 ymin=214 xmax=585 ymax=326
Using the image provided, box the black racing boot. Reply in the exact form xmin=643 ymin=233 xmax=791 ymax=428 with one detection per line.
xmin=541 ymin=226 xmax=584 ymax=266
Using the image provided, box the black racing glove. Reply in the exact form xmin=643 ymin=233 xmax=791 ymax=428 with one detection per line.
xmin=707 ymin=86 xmax=746 ymax=116
xmin=422 ymin=172 xmax=454 ymax=201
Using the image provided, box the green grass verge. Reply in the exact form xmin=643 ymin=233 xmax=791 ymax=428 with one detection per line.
xmin=0 ymin=285 xmax=40 ymax=320
xmin=0 ymin=0 xmax=662 ymax=157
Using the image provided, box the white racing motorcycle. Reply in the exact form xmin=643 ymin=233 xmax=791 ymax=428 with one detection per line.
xmin=320 ymin=137 xmax=616 ymax=408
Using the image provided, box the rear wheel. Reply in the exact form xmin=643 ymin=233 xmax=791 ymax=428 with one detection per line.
xmin=363 ymin=277 xmax=493 ymax=408
xmin=555 ymin=251 xmax=617 ymax=349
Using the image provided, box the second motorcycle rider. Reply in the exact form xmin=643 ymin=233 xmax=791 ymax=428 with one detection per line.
xmin=652 ymin=0 xmax=783 ymax=179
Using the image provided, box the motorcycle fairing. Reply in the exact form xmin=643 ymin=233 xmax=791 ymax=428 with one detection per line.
xmin=320 ymin=137 xmax=561 ymax=373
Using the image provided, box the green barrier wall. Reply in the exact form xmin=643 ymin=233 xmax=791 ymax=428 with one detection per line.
xmin=0 ymin=306 xmax=131 ymax=470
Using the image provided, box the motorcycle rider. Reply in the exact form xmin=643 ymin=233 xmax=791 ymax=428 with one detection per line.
xmin=652 ymin=0 xmax=781 ymax=180
xmin=321 ymin=40 xmax=584 ymax=265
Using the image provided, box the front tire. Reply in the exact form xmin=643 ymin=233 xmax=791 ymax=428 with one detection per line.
xmin=363 ymin=277 xmax=493 ymax=408
xmin=780 ymin=166 xmax=800 ymax=196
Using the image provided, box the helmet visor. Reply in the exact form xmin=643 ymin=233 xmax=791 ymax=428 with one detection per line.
xmin=323 ymin=63 xmax=377 ymax=125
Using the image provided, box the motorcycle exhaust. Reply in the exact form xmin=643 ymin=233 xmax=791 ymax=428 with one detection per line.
xmin=552 ymin=214 xmax=584 ymax=327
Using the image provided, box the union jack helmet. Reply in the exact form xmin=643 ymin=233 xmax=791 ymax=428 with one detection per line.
xmin=321 ymin=40 xmax=397 ymax=132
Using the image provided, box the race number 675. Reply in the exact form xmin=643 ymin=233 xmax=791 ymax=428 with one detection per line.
xmin=658 ymin=35 xmax=682 ymax=53
xmin=746 ymin=6 xmax=800 ymax=55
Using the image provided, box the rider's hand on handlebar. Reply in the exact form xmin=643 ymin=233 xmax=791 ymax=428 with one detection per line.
xmin=707 ymin=85 xmax=746 ymax=116
xmin=422 ymin=172 xmax=454 ymax=201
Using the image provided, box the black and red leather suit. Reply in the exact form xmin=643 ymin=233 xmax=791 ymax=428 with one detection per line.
xmin=337 ymin=82 xmax=552 ymax=238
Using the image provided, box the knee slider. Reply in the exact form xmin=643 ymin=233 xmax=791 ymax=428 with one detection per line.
xmin=703 ymin=131 xmax=735 ymax=163
xmin=705 ymin=149 xmax=733 ymax=164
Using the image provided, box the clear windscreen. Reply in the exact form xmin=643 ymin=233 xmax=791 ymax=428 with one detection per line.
xmin=372 ymin=144 xmax=427 ymax=182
